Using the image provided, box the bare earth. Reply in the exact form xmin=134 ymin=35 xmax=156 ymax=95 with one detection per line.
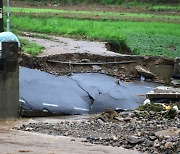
xmin=20 ymin=34 xmax=122 ymax=57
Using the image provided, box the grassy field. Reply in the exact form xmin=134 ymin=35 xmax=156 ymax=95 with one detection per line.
xmin=8 ymin=7 xmax=180 ymax=23
xmin=6 ymin=6 xmax=180 ymax=57
xmin=9 ymin=0 xmax=180 ymax=6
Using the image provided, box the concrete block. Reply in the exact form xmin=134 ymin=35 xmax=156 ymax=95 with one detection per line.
xmin=0 ymin=42 xmax=19 ymax=119
xmin=147 ymin=86 xmax=180 ymax=100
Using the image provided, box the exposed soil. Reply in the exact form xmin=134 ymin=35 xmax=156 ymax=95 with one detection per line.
xmin=11 ymin=1 xmax=180 ymax=15
xmin=11 ymin=1 xmax=148 ymax=13
xmin=11 ymin=1 xmax=180 ymax=23
xmin=19 ymin=33 xmax=174 ymax=83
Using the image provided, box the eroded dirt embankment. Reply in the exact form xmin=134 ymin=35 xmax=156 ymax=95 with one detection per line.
xmin=19 ymin=34 xmax=174 ymax=83
xmin=20 ymin=53 xmax=174 ymax=83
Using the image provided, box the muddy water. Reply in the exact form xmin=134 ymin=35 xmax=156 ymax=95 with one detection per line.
xmin=20 ymin=35 xmax=122 ymax=57
xmin=0 ymin=118 xmax=140 ymax=154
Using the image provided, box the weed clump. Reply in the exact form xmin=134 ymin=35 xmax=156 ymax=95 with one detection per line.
xmin=137 ymin=103 xmax=179 ymax=119
xmin=137 ymin=103 xmax=164 ymax=112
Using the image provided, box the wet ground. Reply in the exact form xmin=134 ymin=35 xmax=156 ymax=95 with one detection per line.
xmin=0 ymin=117 xmax=140 ymax=154
xmin=20 ymin=35 xmax=122 ymax=57
xmin=12 ymin=109 xmax=180 ymax=154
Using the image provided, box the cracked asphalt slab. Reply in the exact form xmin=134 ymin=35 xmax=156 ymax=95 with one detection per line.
xmin=20 ymin=67 xmax=158 ymax=116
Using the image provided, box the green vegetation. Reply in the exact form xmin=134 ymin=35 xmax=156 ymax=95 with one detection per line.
xmin=150 ymin=5 xmax=180 ymax=11
xmin=19 ymin=38 xmax=44 ymax=56
xmin=10 ymin=13 xmax=180 ymax=57
xmin=8 ymin=7 xmax=180 ymax=23
xmin=137 ymin=103 xmax=164 ymax=112
xmin=9 ymin=0 xmax=180 ymax=5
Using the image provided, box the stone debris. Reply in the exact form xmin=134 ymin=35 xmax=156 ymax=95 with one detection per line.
xmin=171 ymin=78 xmax=180 ymax=87
xmin=135 ymin=65 xmax=156 ymax=79
xmin=92 ymin=65 xmax=102 ymax=71
xmin=15 ymin=107 xmax=180 ymax=154
xmin=155 ymin=127 xmax=180 ymax=138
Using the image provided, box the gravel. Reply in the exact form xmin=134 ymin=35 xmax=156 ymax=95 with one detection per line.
xmin=15 ymin=110 xmax=180 ymax=154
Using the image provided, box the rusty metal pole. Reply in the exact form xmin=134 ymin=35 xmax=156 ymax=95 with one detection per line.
xmin=0 ymin=0 xmax=3 ymax=32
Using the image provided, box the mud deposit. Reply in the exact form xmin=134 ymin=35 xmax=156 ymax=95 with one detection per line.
xmin=16 ymin=110 xmax=180 ymax=154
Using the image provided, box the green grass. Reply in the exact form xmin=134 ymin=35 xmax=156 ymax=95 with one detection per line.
xmin=7 ymin=0 xmax=180 ymax=6
xmin=8 ymin=7 xmax=180 ymax=22
xmin=10 ymin=14 xmax=180 ymax=58
xmin=19 ymin=38 xmax=44 ymax=56
xmin=150 ymin=5 xmax=180 ymax=11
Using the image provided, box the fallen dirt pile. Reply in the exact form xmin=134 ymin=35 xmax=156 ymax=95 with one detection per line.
xmin=16 ymin=107 xmax=180 ymax=154
xmin=20 ymin=53 xmax=174 ymax=83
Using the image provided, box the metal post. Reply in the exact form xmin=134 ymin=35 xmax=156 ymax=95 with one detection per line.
xmin=0 ymin=0 xmax=3 ymax=32
xmin=7 ymin=0 xmax=10 ymax=32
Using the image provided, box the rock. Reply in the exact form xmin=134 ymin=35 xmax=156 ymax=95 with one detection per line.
xmin=25 ymin=127 xmax=33 ymax=131
xmin=100 ymin=70 xmax=105 ymax=74
xmin=164 ymin=142 xmax=173 ymax=149
xmin=96 ymin=118 xmax=104 ymax=125
xmin=136 ymin=132 xmax=142 ymax=137
xmin=143 ymin=99 xmax=151 ymax=105
xmin=63 ymin=132 xmax=69 ymax=136
xmin=173 ymin=105 xmax=180 ymax=113
xmin=127 ymin=136 xmax=144 ymax=144
xmin=154 ymin=142 xmax=160 ymax=148
xmin=114 ymin=117 xmax=124 ymax=122
xmin=174 ymin=57 xmax=180 ymax=78
xmin=148 ymin=131 xmax=155 ymax=136
xmin=171 ymin=78 xmax=180 ymax=87
xmin=123 ymin=117 xmax=132 ymax=122
xmin=155 ymin=128 xmax=180 ymax=138
xmin=92 ymin=65 xmax=102 ymax=71
xmin=135 ymin=65 xmax=156 ymax=78
xmin=149 ymin=136 xmax=157 ymax=141
xmin=112 ymin=141 xmax=120 ymax=147
xmin=112 ymin=136 xmax=118 ymax=141
xmin=81 ymin=59 xmax=90 ymax=63
xmin=146 ymin=140 xmax=153 ymax=147
xmin=70 ymin=139 xmax=75 ymax=141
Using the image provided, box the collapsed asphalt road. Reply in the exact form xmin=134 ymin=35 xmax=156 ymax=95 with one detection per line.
xmin=20 ymin=67 xmax=158 ymax=116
